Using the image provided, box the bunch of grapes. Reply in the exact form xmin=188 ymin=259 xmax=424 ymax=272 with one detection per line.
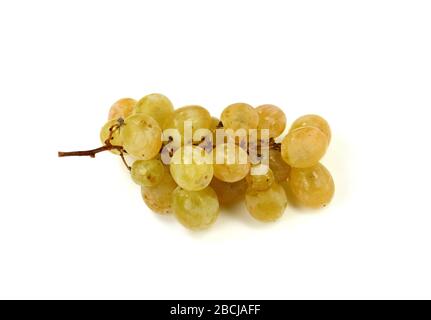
xmin=59 ymin=93 xmax=335 ymax=230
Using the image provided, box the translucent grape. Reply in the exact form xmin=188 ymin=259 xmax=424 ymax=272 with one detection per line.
xmin=210 ymin=177 xmax=247 ymax=206
xmin=289 ymin=163 xmax=335 ymax=208
xmin=290 ymin=114 xmax=331 ymax=143
xmin=121 ymin=114 xmax=162 ymax=160
xmin=108 ymin=98 xmax=137 ymax=121
xmin=134 ymin=93 xmax=174 ymax=128
xmin=246 ymin=167 xmax=275 ymax=191
xmin=100 ymin=119 xmax=123 ymax=154
xmin=281 ymin=126 xmax=328 ymax=168
xmin=221 ymin=103 xmax=259 ymax=132
xmin=172 ymin=186 xmax=219 ymax=230
xmin=141 ymin=169 xmax=177 ymax=214
xmin=163 ymin=105 xmax=212 ymax=144
xmin=245 ymin=183 xmax=287 ymax=222
xmin=256 ymin=104 xmax=286 ymax=138
xmin=170 ymin=146 xmax=213 ymax=191
xmin=268 ymin=149 xmax=291 ymax=182
xmin=213 ymin=143 xmax=250 ymax=182
xmin=131 ymin=159 xmax=165 ymax=187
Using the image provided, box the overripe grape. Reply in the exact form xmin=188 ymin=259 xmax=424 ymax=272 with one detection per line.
xmin=213 ymin=143 xmax=250 ymax=182
xmin=121 ymin=114 xmax=162 ymax=160
xmin=108 ymin=98 xmax=136 ymax=121
xmin=172 ymin=186 xmax=220 ymax=229
xmin=290 ymin=114 xmax=331 ymax=143
xmin=131 ymin=159 xmax=165 ymax=187
xmin=134 ymin=93 xmax=174 ymax=128
xmin=170 ymin=146 xmax=213 ymax=191
xmin=210 ymin=177 xmax=247 ymax=206
xmin=281 ymin=126 xmax=328 ymax=168
xmin=289 ymin=163 xmax=334 ymax=208
xmin=268 ymin=149 xmax=291 ymax=182
xmin=245 ymin=183 xmax=287 ymax=222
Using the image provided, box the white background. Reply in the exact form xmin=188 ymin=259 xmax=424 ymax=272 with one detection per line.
xmin=0 ymin=0 xmax=430 ymax=299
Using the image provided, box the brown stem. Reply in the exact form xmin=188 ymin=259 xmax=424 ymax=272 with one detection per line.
xmin=58 ymin=145 xmax=124 ymax=158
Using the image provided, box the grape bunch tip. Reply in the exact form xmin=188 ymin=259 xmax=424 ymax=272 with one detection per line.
xmin=58 ymin=93 xmax=335 ymax=230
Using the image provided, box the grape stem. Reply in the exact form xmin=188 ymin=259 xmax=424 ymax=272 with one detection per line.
xmin=57 ymin=121 xmax=132 ymax=171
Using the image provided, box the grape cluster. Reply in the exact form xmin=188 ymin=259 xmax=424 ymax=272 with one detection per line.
xmin=64 ymin=93 xmax=335 ymax=230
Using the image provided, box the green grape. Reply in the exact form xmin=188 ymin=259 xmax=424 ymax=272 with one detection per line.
xmin=213 ymin=143 xmax=250 ymax=182
xmin=221 ymin=103 xmax=259 ymax=132
xmin=108 ymin=98 xmax=137 ymax=121
xmin=172 ymin=186 xmax=220 ymax=230
xmin=289 ymin=163 xmax=335 ymax=208
xmin=290 ymin=114 xmax=331 ymax=143
xmin=268 ymin=149 xmax=291 ymax=182
xmin=163 ymin=105 xmax=212 ymax=144
xmin=210 ymin=177 xmax=247 ymax=206
xmin=170 ymin=146 xmax=213 ymax=191
xmin=245 ymin=183 xmax=287 ymax=222
xmin=121 ymin=114 xmax=162 ymax=160
xmin=256 ymin=104 xmax=286 ymax=139
xmin=131 ymin=159 xmax=165 ymax=187
xmin=100 ymin=119 xmax=123 ymax=154
xmin=281 ymin=126 xmax=328 ymax=168
xmin=246 ymin=167 xmax=275 ymax=191
xmin=141 ymin=168 xmax=177 ymax=214
xmin=134 ymin=93 xmax=174 ymax=128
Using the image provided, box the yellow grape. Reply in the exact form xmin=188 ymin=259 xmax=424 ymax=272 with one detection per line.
xmin=172 ymin=186 xmax=220 ymax=230
xmin=163 ymin=105 xmax=211 ymax=144
xmin=131 ymin=159 xmax=165 ymax=187
xmin=121 ymin=114 xmax=162 ymax=160
xmin=281 ymin=126 xmax=328 ymax=168
xmin=290 ymin=114 xmax=331 ymax=143
xmin=141 ymin=169 xmax=177 ymax=214
xmin=100 ymin=119 xmax=123 ymax=154
xmin=170 ymin=146 xmax=213 ymax=191
xmin=213 ymin=143 xmax=250 ymax=182
xmin=245 ymin=183 xmax=287 ymax=222
xmin=246 ymin=167 xmax=275 ymax=191
xmin=210 ymin=177 xmax=247 ymax=206
xmin=221 ymin=103 xmax=259 ymax=132
xmin=134 ymin=93 xmax=174 ymax=128
xmin=256 ymin=104 xmax=286 ymax=139
xmin=268 ymin=149 xmax=291 ymax=182
xmin=108 ymin=98 xmax=137 ymax=121
xmin=289 ymin=163 xmax=335 ymax=208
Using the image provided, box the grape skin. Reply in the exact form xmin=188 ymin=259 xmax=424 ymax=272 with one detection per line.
xmin=221 ymin=103 xmax=259 ymax=132
xmin=170 ymin=146 xmax=213 ymax=191
xmin=256 ymin=104 xmax=286 ymax=139
xmin=131 ymin=159 xmax=165 ymax=187
xmin=289 ymin=163 xmax=335 ymax=208
xmin=210 ymin=177 xmax=247 ymax=206
xmin=121 ymin=114 xmax=162 ymax=160
xmin=172 ymin=186 xmax=220 ymax=230
xmin=213 ymin=143 xmax=250 ymax=182
xmin=290 ymin=114 xmax=331 ymax=144
xmin=141 ymin=168 xmax=177 ymax=214
xmin=100 ymin=119 xmax=123 ymax=155
xmin=268 ymin=149 xmax=291 ymax=182
xmin=163 ymin=105 xmax=212 ymax=144
xmin=108 ymin=98 xmax=137 ymax=121
xmin=245 ymin=183 xmax=287 ymax=222
xmin=134 ymin=93 xmax=174 ymax=128
xmin=281 ymin=126 xmax=328 ymax=168
xmin=246 ymin=167 xmax=275 ymax=191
